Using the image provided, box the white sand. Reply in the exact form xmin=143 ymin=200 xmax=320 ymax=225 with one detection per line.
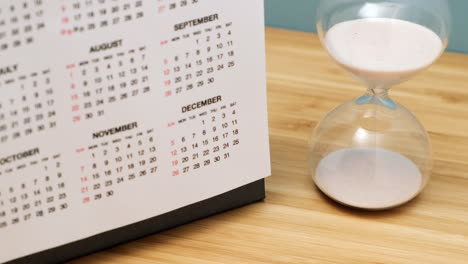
xmin=325 ymin=18 xmax=443 ymax=85
xmin=315 ymin=147 xmax=422 ymax=209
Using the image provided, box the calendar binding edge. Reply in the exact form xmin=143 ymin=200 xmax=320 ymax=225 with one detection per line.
xmin=6 ymin=179 xmax=265 ymax=264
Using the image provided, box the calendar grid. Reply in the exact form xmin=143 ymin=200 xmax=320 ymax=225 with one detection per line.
xmin=157 ymin=0 xmax=202 ymax=15
xmin=169 ymin=101 xmax=240 ymax=177
xmin=78 ymin=127 xmax=158 ymax=204
xmin=0 ymin=69 xmax=57 ymax=143
xmin=0 ymin=0 xmax=46 ymax=51
xmin=0 ymin=0 xmax=269 ymax=262
xmin=161 ymin=22 xmax=236 ymax=98
xmin=0 ymin=153 xmax=68 ymax=230
xmin=67 ymin=45 xmax=151 ymax=123
xmin=59 ymin=0 xmax=144 ymax=36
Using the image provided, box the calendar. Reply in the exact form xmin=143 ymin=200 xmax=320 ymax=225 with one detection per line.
xmin=0 ymin=0 xmax=270 ymax=263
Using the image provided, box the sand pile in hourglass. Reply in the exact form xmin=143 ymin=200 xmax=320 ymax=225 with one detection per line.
xmin=315 ymin=18 xmax=443 ymax=209
xmin=325 ymin=18 xmax=443 ymax=85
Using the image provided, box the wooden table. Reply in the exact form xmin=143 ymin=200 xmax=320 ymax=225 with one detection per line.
xmin=71 ymin=28 xmax=468 ymax=264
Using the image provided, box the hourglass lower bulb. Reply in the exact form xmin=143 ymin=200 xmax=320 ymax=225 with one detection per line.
xmin=311 ymin=3 xmax=448 ymax=210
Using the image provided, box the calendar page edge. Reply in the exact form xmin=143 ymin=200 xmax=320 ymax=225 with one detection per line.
xmin=5 ymin=179 xmax=265 ymax=264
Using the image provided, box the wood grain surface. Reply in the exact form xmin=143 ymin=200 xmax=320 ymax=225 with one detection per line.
xmin=70 ymin=28 xmax=468 ymax=264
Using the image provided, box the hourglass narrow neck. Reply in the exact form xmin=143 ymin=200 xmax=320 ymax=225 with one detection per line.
xmin=366 ymin=85 xmax=390 ymax=98
xmin=356 ymin=85 xmax=396 ymax=109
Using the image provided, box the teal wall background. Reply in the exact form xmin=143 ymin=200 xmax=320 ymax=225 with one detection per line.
xmin=265 ymin=0 xmax=468 ymax=54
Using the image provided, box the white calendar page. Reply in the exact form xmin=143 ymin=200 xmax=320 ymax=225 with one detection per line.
xmin=0 ymin=0 xmax=270 ymax=262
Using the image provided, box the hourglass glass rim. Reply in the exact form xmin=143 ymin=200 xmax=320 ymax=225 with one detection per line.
xmin=316 ymin=0 xmax=451 ymax=35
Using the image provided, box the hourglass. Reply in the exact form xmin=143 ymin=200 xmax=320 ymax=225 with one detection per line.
xmin=310 ymin=0 xmax=450 ymax=210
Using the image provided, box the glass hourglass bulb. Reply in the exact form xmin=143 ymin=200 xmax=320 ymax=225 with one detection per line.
xmin=310 ymin=0 xmax=450 ymax=210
